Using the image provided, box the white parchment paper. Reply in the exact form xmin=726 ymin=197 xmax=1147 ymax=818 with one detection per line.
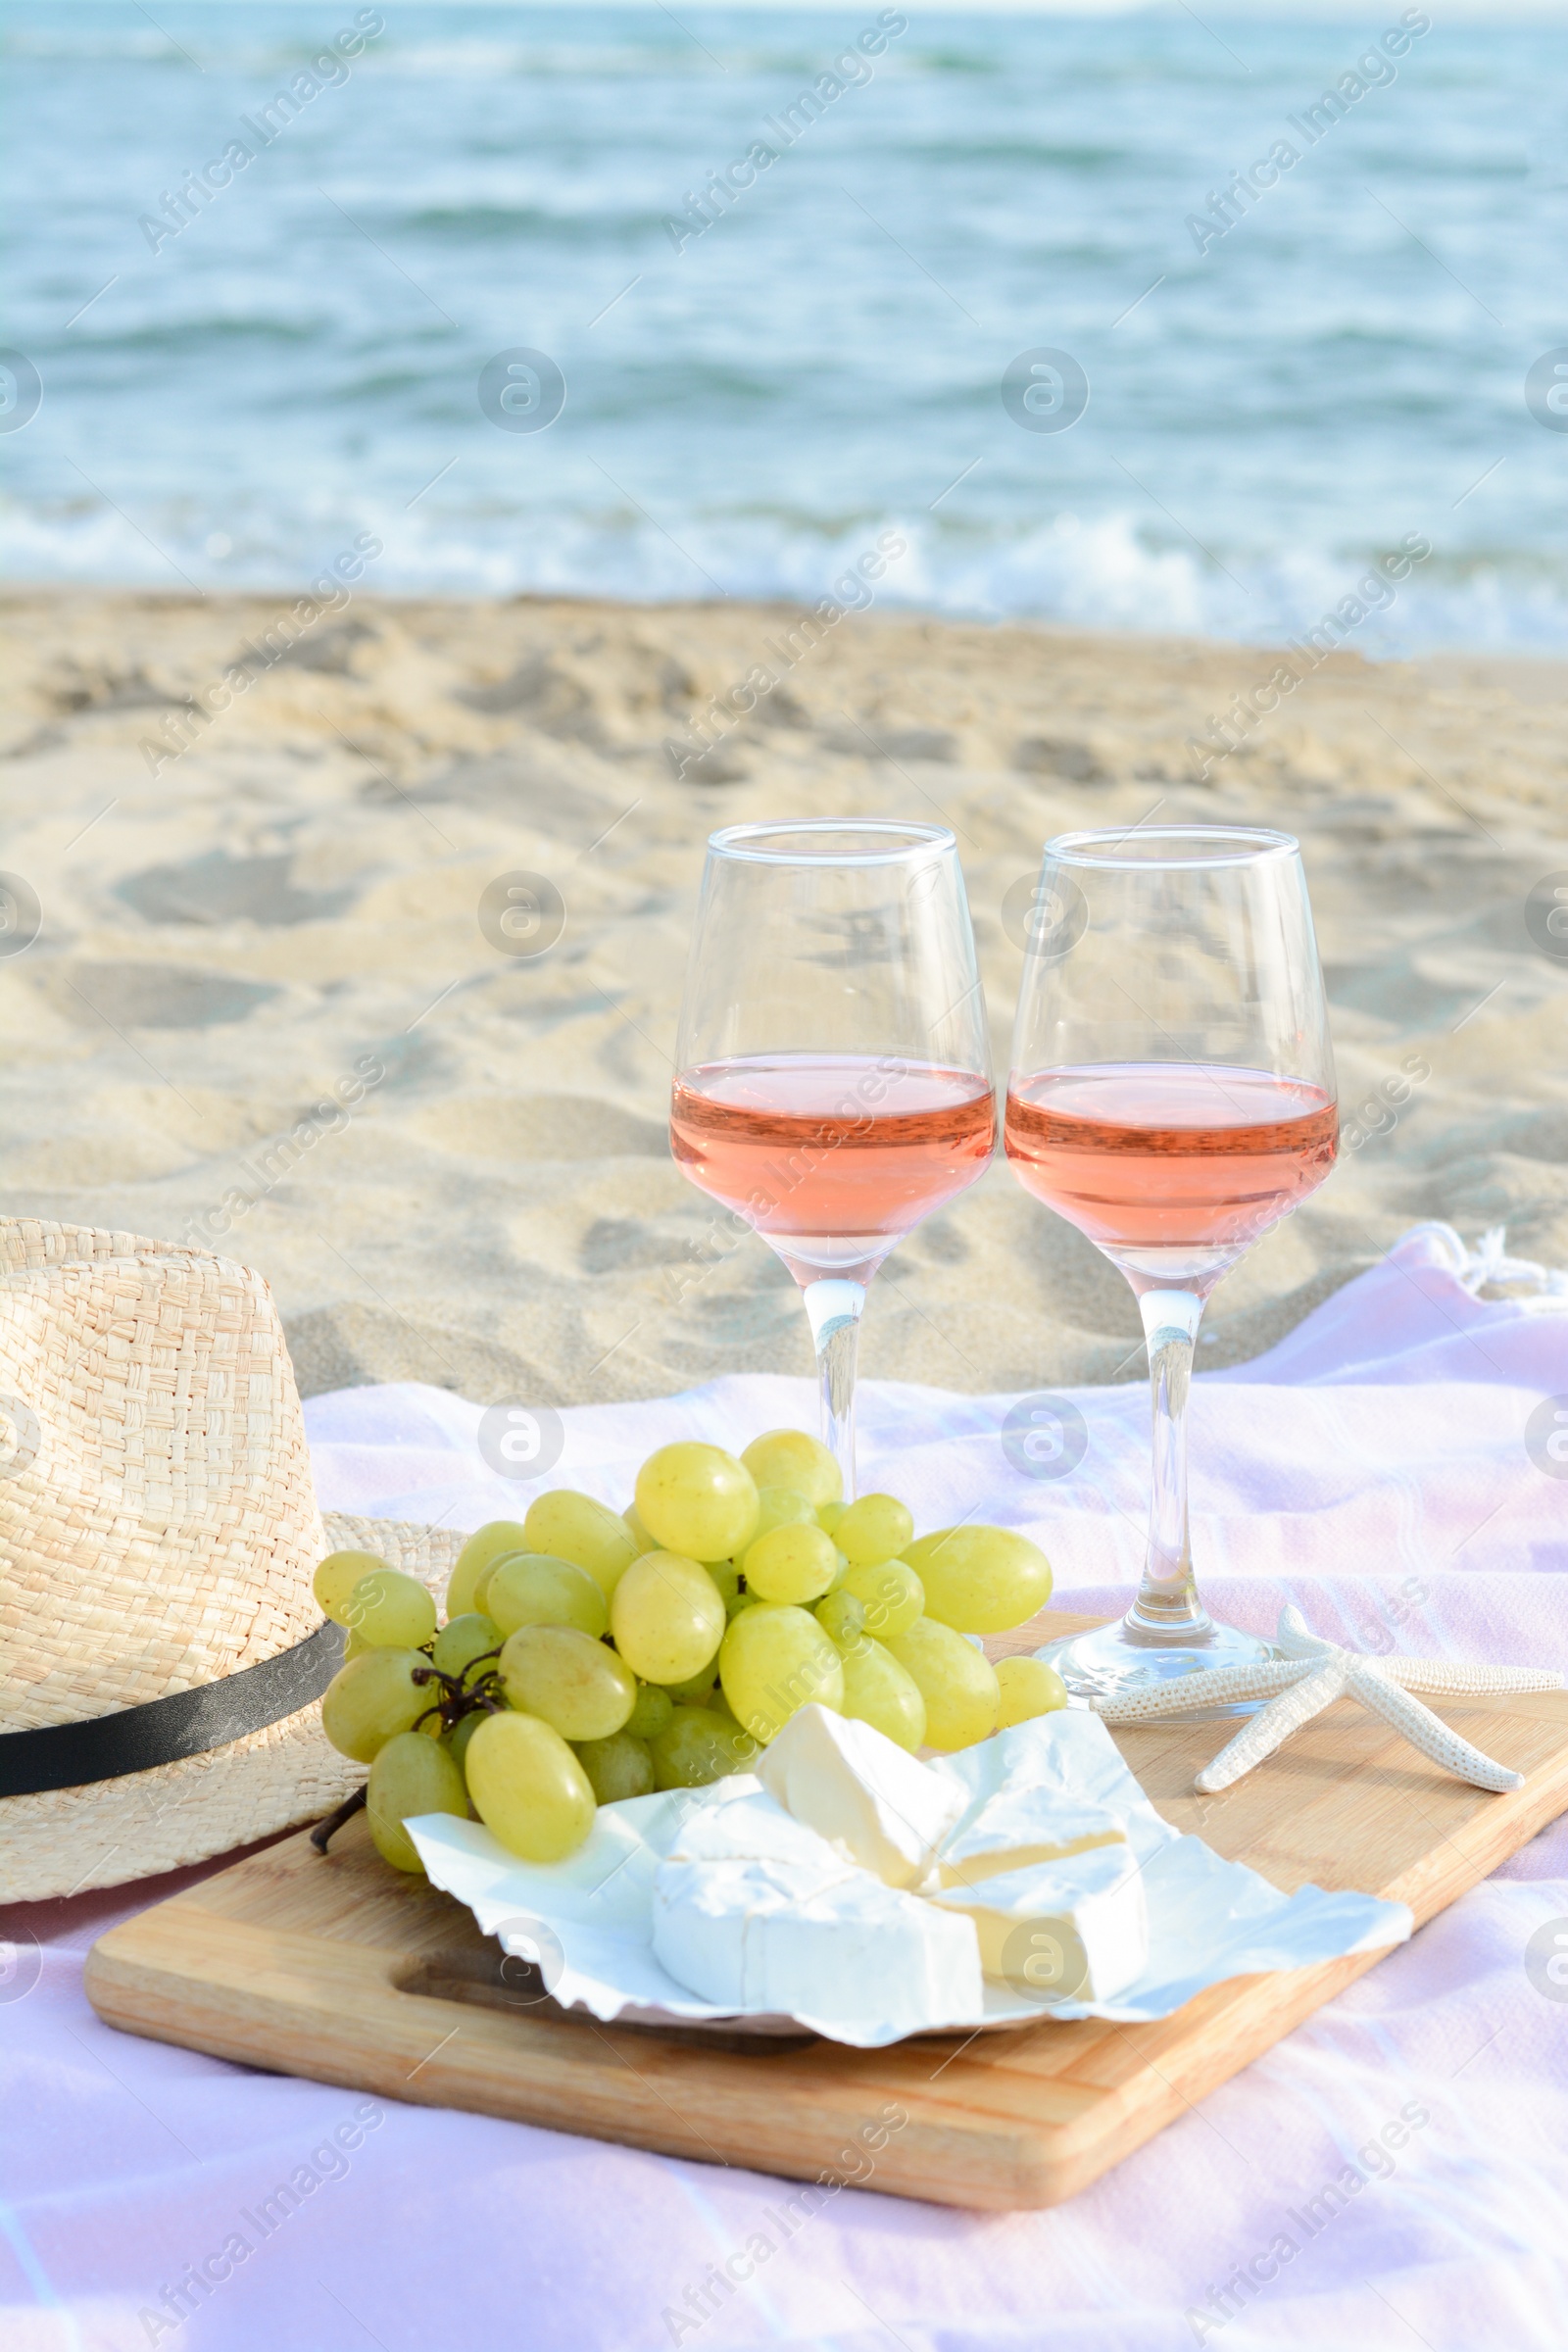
xmin=408 ymin=1711 xmax=1411 ymax=2048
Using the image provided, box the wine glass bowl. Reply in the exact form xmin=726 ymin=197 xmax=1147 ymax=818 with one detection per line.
xmin=670 ymin=1055 xmax=997 ymax=1292
xmin=672 ymin=821 xmax=994 ymax=1497
xmin=1004 ymin=1063 xmax=1339 ymax=1300
xmin=1004 ymin=825 xmax=1339 ymax=1704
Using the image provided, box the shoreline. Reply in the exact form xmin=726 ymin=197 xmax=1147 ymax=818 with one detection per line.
xmin=6 ymin=575 xmax=1568 ymax=669
xmin=1 ymin=587 xmax=1564 ymax=1404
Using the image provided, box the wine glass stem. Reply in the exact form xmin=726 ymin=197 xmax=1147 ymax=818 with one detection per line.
xmin=802 ymin=1277 xmax=865 ymax=1502
xmin=1124 ymin=1287 xmax=1212 ymax=1641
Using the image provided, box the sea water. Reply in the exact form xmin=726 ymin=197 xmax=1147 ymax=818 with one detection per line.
xmin=2 ymin=2 xmax=1563 ymax=651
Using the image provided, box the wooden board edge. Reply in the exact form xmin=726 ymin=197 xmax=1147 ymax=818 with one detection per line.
xmin=83 ymin=1893 xmax=1394 ymax=2212
xmin=1380 ymin=1740 xmax=1568 ymax=1925
xmin=82 ymin=1925 xmax=1047 ymax=2206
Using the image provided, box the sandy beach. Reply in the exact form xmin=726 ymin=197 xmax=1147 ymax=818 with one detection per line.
xmin=1 ymin=585 xmax=1564 ymax=1408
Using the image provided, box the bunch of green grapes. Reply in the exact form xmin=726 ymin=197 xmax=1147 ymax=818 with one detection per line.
xmin=311 ymin=1426 xmax=1067 ymax=1882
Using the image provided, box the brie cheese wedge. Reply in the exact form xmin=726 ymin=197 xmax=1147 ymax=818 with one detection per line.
xmin=927 ymin=1842 xmax=1149 ymax=2002
xmin=756 ymin=1703 xmax=966 ymax=1889
xmin=936 ymin=1791 xmax=1128 ymax=1887
xmin=662 ymin=1784 xmax=844 ymax=1872
xmin=653 ymin=1791 xmax=985 ymax=2034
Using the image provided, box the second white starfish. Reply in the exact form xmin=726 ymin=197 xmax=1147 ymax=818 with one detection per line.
xmin=1088 ymin=1605 xmax=1563 ymax=1794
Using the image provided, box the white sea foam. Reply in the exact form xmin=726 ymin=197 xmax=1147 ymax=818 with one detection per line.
xmin=9 ymin=485 xmax=1563 ymax=652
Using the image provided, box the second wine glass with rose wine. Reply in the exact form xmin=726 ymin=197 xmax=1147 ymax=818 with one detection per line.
xmin=1004 ymin=825 xmax=1339 ymax=1703
xmin=670 ymin=821 xmax=995 ymax=1499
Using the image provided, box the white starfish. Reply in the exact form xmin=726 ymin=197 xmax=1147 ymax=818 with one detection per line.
xmin=1090 ymin=1605 xmax=1564 ymax=1795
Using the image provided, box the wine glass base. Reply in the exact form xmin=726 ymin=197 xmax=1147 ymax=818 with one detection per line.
xmin=1034 ymin=1616 xmax=1277 ymax=1720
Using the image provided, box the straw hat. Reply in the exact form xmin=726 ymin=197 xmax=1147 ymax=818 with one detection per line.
xmin=0 ymin=1218 xmax=460 ymax=1904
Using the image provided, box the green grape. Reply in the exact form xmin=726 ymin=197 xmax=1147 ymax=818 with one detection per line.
xmin=838 ymin=1636 xmax=927 ymax=1752
xmin=651 ymin=1704 xmax=755 ymax=1789
xmin=885 ymin=1617 xmax=1000 ymax=1750
xmin=995 ymin=1655 xmax=1069 ymax=1728
xmin=903 ymin=1526 xmax=1054 ymax=1635
xmin=345 ymin=1567 xmax=438 ymax=1650
xmin=704 ymin=1558 xmax=741 ymax=1602
xmin=635 ymin=1443 xmax=760 ymax=1562
xmin=624 ymin=1682 xmax=674 ymax=1740
xmin=523 ymin=1491 xmax=638 ymax=1600
xmin=718 ymin=1603 xmax=844 ymax=1743
xmin=833 ymin=1493 xmax=915 ymax=1568
xmin=610 ymin=1550 xmax=726 ymax=1684
xmin=446 ymin=1705 xmax=499 ymax=1773
xmin=573 ymin=1730 xmax=656 ymax=1804
xmin=446 ymin=1521 xmax=530 ymax=1618
xmin=704 ymin=1691 xmax=760 ymax=1759
xmin=741 ymin=1520 xmax=838 ymax=1605
xmin=431 ymin=1612 xmax=503 ymax=1682
xmin=838 ymin=1557 xmax=924 ymax=1642
xmin=623 ymin=1501 xmax=655 ymax=1553
xmin=319 ymin=1648 xmax=432 ymax=1763
xmin=314 ymin=1549 xmax=390 ymax=1628
xmin=342 ymin=1627 xmax=372 ymax=1661
xmin=499 ymin=1625 xmax=637 ymax=1741
xmin=816 ymin=1499 xmax=845 ymax=1536
xmin=471 ymin=1553 xmax=524 ymax=1615
xmin=724 ymin=1588 xmax=759 ymax=1623
xmin=487 ymin=1553 xmax=609 ymax=1641
xmin=740 ymin=1428 xmax=842 ymax=1509
xmin=367 ymin=1731 xmax=469 ymax=1873
xmin=814 ymin=1589 xmax=866 ymax=1647
xmin=658 ymin=1660 xmax=719 ymax=1702
xmin=751 ymin=1487 xmax=819 ymax=1544
xmin=465 ymin=1710 xmax=597 ymax=1862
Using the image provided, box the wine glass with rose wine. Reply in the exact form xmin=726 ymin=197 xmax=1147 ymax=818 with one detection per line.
xmin=671 ymin=821 xmax=995 ymax=1498
xmin=1004 ymin=825 xmax=1338 ymax=1702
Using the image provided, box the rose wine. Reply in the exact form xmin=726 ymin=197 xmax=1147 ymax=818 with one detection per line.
xmin=671 ymin=1054 xmax=996 ymax=1282
xmin=1004 ymin=1061 xmax=1337 ymax=1284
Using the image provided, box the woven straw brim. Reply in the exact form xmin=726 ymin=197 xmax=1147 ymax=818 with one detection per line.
xmin=0 ymin=1514 xmax=463 ymax=1904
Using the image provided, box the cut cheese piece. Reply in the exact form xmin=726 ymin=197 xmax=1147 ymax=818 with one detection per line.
xmin=936 ymin=1792 xmax=1127 ymax=1888
xmin=927 ymin=1843 xmax=1149 ymax=2003
xmin=756 ymin=1702 xmax=966 ymax=1890
xmin=664 ymin=1785 xmax=845 ymax=1871
xmin=653 ymin=1849 xmax=985 ymax=2035
xmin=943 ymin=1713 xmax=1151 ymax=1847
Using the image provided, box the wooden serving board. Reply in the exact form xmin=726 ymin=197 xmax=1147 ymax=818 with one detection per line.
xmin=85 ymin=1612 xmax=1568 ymax=2210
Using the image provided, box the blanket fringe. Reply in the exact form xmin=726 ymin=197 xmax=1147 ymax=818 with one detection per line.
xmin=1458 ymin=1225 xmax=1568 ymax=1300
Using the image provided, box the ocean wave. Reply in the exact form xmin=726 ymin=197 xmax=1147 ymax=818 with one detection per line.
xmin=5 ymin=491 xmax=1566 ymax=654
xmin=399 ymin=201 xmax=671 ymax=243
xmin=3 ymin=30 xmax=181 ymax=60
xmin=376 ymin=38 xmax=736 ymax=77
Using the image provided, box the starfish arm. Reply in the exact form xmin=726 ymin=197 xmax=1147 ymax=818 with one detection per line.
xmin=1274 ymin=1605 xmax=1340 ymax=1663
xmin=1348 ymin=1664 xmax=1524 ymax=1792
xmin=1090 ymin=1660 xmax=1307 ymax=1724
xmin=1195 ymin=1660 xmax=1348 ymax=1793
xmin=1382 ymin=1659 xmax=1566 ymax=1696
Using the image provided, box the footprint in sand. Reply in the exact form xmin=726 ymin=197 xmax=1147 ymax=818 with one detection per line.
xmin=54 ymin=960 xmax=281 ymax=1030
xmin=117 ymin=850 xmax=359 ymax=928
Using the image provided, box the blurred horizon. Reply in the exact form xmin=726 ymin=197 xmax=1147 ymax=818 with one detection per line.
xmin=4 ymin=2 xmax=1566 ymax=652
xmin=16 ymin=2 xmax=1568 ymax=16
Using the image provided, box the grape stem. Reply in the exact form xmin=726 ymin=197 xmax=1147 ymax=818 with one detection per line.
xmin=315 ymin=1653 xmax=509 ymax=1856
xmin=310 ymin=1784 xmax=368 ymax=1855
xmin=411 ymin=1651 xmax=506 ymax=1735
